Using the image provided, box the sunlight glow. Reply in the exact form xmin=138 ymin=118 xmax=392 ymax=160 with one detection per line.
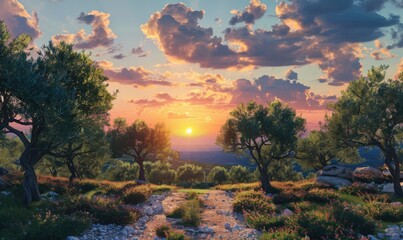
xmin=186 ymin=128 xmax=193 ymax=135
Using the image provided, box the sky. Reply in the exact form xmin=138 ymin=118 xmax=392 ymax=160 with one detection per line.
xmin=1 ymin=0 xmax=402 ymax=151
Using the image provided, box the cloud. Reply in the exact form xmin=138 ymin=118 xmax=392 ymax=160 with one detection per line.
xmin=395 ymin=58 xmax=403 ymax=79
xmin=0 ymin=0 xmax=41 ymax=39
xmin=112 ymin=53 xmax=126 ymax=60
xmin=229 ymin=0 xmax=267 ymax=25
xmin=141 ymin=3 xmax=242 ymax=69
xmin=230 ymin=75 xmax=335 ymax=110
xmin=52 ymin=10 xmax=117 ymax=49
xmin=142 ymin=1 xmax=400 ymax=85
xmin=285 ymin=69 xmax=298 ymax=80
xmin=98 ymin=60 xmax=173 ymax=87
xmin=166 ymin=112 xmax=195 ymax=119
xmin=130 ymin=73 xmax=335 ymax=112
xmin=132 ymin=46 xmax=148 ymax=57
xmin=371 ymin=39 xmax=395 ymax=60
xmin=214 ymin=17 xmax=222 ymax=25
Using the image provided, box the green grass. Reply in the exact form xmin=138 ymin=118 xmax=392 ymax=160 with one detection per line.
xmin=339 ymin=193 xmax=366 ymax=205
xmin=177 ymin=189 xmax=210 ymax=194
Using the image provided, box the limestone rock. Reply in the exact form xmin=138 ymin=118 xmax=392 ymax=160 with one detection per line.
xmin=316 ymin=175 xmax=352 ymax=187
xmin=318 ymin=165 xmax=353 ymax=180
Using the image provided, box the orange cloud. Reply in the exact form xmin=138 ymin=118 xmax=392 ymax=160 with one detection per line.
xmin=52 ymin=10 xmax=116 ymax=49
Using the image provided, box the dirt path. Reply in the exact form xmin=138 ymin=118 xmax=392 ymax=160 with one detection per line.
xmin=135 ymin=190 xmax=260 ymax=240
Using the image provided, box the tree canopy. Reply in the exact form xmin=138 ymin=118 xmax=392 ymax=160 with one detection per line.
xmin=107 ymin=118 xmax=170 ymax=181
xmin=325 ymin=66 xmax=402 ymax=195
xmin=217 ymin=101 xmax=305 ymax=193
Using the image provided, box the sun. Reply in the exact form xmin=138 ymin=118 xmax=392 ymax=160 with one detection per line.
xmin=186 ymin=128 xmax=193 ymax=135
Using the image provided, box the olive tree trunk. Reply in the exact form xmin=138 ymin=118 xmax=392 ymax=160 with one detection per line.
xmin=20 ymin=147 xmax=41 ymax=205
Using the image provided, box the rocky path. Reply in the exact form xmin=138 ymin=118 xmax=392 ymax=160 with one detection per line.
xmin=69 ymin=190 xmax=260 ymax=240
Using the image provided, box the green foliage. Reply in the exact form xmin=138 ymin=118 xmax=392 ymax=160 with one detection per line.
xmin=228 ymin=165 xmax=253 ymax=183
xmin=332 ymin=203 xmax=377 ymax=236
xmin=101 ymin=159 xmax=139 ymax=181
xmin=166 ymin=199 xmax=202 ymax=227
xmin=325 ymin=66 xmax=403 ymax=195
xmin=62 ymin=197 xmax=140 ymax=225
xmin=148 ymin=161 xmax=176 ymax=185
xmin=106 ymin=119 xmax=171 ymax=181
xmin=0 ymin=137 xmax=23 ymax=171
xmin=155 ymin=225 xmax=171 ymax=238
xmin=362 ymin=202 xmax=403 ymax=222
xmin=0 ymin=194 xmax=90 ymax=240
xmin=207 ymin=166 xmax=229 ymax=184
xmin=339 ymin=182 xmax=379 ymax=196
xmin=155 ymin=225 xmax=187 ymax=240
xmin=296 ymin=130 xmax=360 ymax=171
xmin=245 ymin=212 xmax=286 ymax=230
xmin=217 ymin=101 xmax=306 ymax=193
xmin=260 ymin=230 xmax=300 ymax=240
xmin=181 ymin=199 xmax=202 ymax=227
xmin=233 ymin=191 xmax=275 ymax=214
xmin=121 ymin=185 xmax=152 ymax=205
xmin=215 ymin=182 xmax=261 ymax=192
xmin=176 ymin=164 xmax=204 ymax=185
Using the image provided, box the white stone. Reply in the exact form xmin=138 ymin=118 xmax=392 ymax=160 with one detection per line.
xmin=281 ymin=208 xmax=294 ymax=217
xmin=66 ymin=237 xmax=79 ymax=240
xmin=382 ymin=182 xmax=403 ymax=193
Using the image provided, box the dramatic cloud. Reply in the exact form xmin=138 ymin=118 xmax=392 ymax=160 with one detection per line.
xmin=166 ymin=112 xmax=195 ymax=119
xmin=131 ymin=73 xmax=335 ymax=112
xmin=229 ymin=0 xmax=267 ymax=25
xmin=285 ymin=69 xmax=298 ymax=80
xmin=0 ymin=0 xmax=41 ymax=39
xmin=229 ymin=75 xmax=335 ymax=110
xmin=132 ymin=46 xmax=148 ymax=57
xmin=143 ymin=1 xmax=400 ymax=85
xmin=52 ymin=10 xmax=117 ymax=49
xmin=98 ymin=60 xmax=173 ymax=87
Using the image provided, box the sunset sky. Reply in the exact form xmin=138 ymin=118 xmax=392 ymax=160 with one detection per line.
xmin=1 ymin=0 xmax=402 ymax=151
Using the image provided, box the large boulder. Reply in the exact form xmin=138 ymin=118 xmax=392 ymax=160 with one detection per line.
xmin=316 ymin=176 xmax=352 ymax=188
xmin=317 ymin=165 xmax=353 ymax=180
xmin=353 ymin=166 xmax=385 ymax=183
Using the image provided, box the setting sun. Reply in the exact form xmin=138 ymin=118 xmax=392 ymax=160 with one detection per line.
xmin=186 ymin=128 xmax=193 ymax=135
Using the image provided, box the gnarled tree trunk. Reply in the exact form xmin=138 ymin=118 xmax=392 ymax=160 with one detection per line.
xmin=66 ymin=156 xmax=79 ymax=183
xmin=260 ymin=169 xmax=274 ymax=194
xmin=385 ymin=149 xmax=403 ymax=197
xmin=20 ymin=147 xmax=41 ymax=205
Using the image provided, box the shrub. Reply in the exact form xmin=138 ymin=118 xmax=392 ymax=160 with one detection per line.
xmin=363 ymin=202 xmax=403 ymax=222
xmin=215 ymin=182 xmax=261 ymax=192
xmin=286 ymin=210 xmax=340 ymax=239
xmin=207 ymin=166 xmax=229 ymax=185
xmin=272 ymin=191 xmax=305 ymax=204
xmin=228 ymin=165 xmax=253 ymax=183
xmin=304 ymin=188 xmax=340 ymax=203
xmin=62 ymin=197 xmax=140 ymax=225
xmin=233 ymin=191 xmax=275 ymax=214
xmin=181 ymin=199 xmax=201 ymax=227
xmin=166 ymin=207 xmax=183 ymax=218
xmin=176 ymin=164 xmax=204 ymax=185
xmin=339 ymin=182 xmax=378 ymax=196
xmin=149 ymin=169 xmax=176 ymax=185
xmin=332 ymin=203 xmax=377 ymax=235
xmin=260 ymin=229 xmax=300 ymax=240
xmin=121 ymin=185 xmax=152 ymax=205
xmin=156 ymin=224 xmax=171 ymax=238
xmin=244 ymin=212 xmax=286 ymax=230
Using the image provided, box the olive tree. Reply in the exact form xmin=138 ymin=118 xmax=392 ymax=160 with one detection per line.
xmin=207 ymin=166 xmax=229 ymax=184
xmin=296 ymin=129 xmax=360 ymax=171
xmin=228 ymin=165 xmax=253 ymax=183
xmin=325 ymin=66 xmax=403 ymax=196
xmin=0 ymin=22 xmax=114 ymax=204
xmin=217 ymin=101 xmax=305 ymax=193
xmin=107 ymin=118 xmax=170 ymax=181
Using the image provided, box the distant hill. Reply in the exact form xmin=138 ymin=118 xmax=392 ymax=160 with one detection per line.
xmin=178 ymin=147 xmax=385 ymax=170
